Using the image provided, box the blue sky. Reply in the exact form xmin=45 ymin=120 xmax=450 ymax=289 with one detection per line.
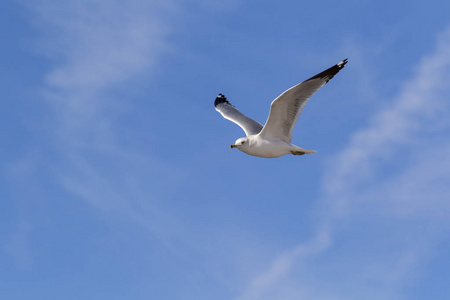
xmin=2 ymin=0 xmax=450 ymax=299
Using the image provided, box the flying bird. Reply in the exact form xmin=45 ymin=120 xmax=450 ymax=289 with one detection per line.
xmin=214 ymin=59 xmax=348 ymax=158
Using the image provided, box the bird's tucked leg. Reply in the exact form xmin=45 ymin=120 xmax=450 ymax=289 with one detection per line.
xmin=291 ymin=151 xmax=306 ymax=155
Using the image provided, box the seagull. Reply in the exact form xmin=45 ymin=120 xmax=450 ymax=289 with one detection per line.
xmin=214 ymin=59 xmax=348 ymax=158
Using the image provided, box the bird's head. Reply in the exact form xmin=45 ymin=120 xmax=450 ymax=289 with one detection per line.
xmin=230 ymin=137 xmax=249 ymax=149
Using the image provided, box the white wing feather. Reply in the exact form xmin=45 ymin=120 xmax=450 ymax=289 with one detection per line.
xmin=258 ymin=59 xmax=348 ymax=143
xmin=214 ymin=94 xmax=263 ymax=136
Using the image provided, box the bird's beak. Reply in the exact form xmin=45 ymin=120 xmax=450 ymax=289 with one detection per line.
xmin=230 ymin=144 xmax=236 ymax=148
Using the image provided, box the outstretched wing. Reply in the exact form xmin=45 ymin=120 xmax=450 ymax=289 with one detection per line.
xmin=214 ymin=94 xmax=263 ymax=136
xmin=258 ymin=59 xmax=348 ymax=143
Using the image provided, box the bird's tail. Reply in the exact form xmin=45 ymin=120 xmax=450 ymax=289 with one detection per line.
xmin=301 ymin=149 xmax=317 ymax=154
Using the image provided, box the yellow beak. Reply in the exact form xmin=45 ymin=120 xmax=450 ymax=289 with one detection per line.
xmin=230 ymin=144 xmax=236 ymax=148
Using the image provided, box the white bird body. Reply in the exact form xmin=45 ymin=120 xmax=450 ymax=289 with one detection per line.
xmin=215 ymin=59 xmax=347 ymax=158
xmin=231 ymin=135 xmax=315 ymax=158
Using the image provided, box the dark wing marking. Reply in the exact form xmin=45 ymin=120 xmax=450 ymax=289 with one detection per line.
xmin=214 ymin=94 xmax=263 ymax=136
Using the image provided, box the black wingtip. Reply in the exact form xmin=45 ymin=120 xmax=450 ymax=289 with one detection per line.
xmin=214 ymin=93 xmax=229 ymax=107
xmin=306 ymin=58 xmax=349 ymax=83
xmin=339 ymin=58 xmax=348 ymax=68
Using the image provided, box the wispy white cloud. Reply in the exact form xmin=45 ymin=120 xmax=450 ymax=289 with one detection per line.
xmin=234 ymin=230 xmax=330 ymax=300
xmin=235 ymin=25 xmax=450 ymax=300
xmin=20 ymin=0 xmax=244 ymax=259
xmin=321 ymin=24 xmax=450 ymax=220
xmin=19 ymin=0 xmax=185 ymax=246
xmin=25 ymin=0 xmax=173 ymax=126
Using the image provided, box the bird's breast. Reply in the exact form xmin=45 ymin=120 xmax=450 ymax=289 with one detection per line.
xmin=239 ymin=138 xmax=292 ymax=158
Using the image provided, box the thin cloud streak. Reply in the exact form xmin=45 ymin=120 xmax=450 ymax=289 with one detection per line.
xmin=234 ymin=230 xmax=330 ymax=300
xmin=23 ymin=0 xmax=185 ymax=245
xmin=23 ymin=0 xmax=246 ymax=260
xmin=322 ymin=25 xmax=450 ymax=220
xmin=235 ymin=25 xmax=450 ymax=300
